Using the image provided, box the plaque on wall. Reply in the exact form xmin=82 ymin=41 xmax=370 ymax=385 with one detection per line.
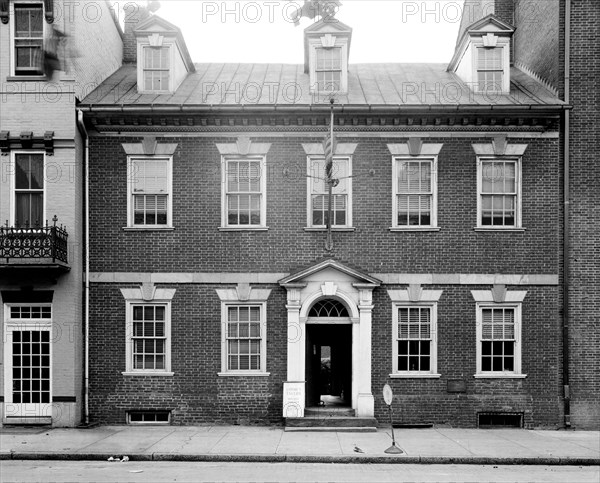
xmin=447 ymin=379 xmax=467 ymax=393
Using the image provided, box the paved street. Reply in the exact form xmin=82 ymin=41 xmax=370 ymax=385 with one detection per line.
xmin=1 ymin=461 xmax=599 ymax=483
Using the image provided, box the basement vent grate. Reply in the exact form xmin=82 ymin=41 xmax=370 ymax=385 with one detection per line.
xmin=478 ymin=412 xmax=523 ymax=428
xmin=127 ymin=411 xmax=171 ymax=425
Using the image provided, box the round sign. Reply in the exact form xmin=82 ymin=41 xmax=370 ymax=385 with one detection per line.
xmin=383 ymin=384 xmax=393 ymax=406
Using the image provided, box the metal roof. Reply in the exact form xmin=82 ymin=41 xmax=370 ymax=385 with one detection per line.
xmin=80 ymin=62 xmax=564 ymax=109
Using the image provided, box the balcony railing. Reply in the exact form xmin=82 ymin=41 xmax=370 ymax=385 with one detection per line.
xmin=1 ymin=216 xmax=68 ymax=265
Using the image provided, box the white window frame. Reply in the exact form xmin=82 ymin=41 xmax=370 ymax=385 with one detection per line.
xmin=392 ymin=156 xmax=438 ymax=229
xmin=219 ymin=302 xmax=268 ymax=376
xmin=141 ymin=45 xmax=171 ymax=92
xmin=476 ymin=156 xmax=522 ymax=229
xmin=136 ymin=43 xmax=174 ymax=94
xmin=9 ymin=150 xmax=46 ymax=228
xmin=124 ymin=301 xmax=172 ymax=376
xmin=391 ymin=303 xmax=439 ymax=377
xmin=308 ymin=39 xmax=348 ymax=95
xmin=472 ymin=42 xmax=510 ymax=94
xmin=126 ymin=156 xmax=173 ymax=229
xmin=306 ymin=155 xmax=352 ymax=229
xmin=221 ymin=156 xmax=267 ymax=230
xmin=475 ymin=302 xmax=524 ymax=378
xmin=9 ymin=1 xmax=46 ymax=77
xmin=3 ymin=303 xmax=53 ymax=418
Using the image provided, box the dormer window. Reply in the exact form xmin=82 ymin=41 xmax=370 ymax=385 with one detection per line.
xmin=304 ymin=19 xmax=352 ymax=95
xmin=447 ymin=15 xmax=514 ymax=95
xmin=143 ymin=46 xmax=170 ymax=91
xmin=315 ymin=46 xmax=342 ymax=92
xmin=477 ymin=47 xmax=504 ymax=92
xmin=13 ymin=3 xmax=44 ymax=76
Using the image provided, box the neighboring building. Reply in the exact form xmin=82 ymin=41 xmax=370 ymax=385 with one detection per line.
xmin=79 ymin=2 xmax=583 ymax=429
xmin=0 ymin=0 xmax=122 ymax=426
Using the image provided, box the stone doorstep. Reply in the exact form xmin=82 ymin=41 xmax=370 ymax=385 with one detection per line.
xmin=285 ymin=417 xmax=378 ymax=428
xmin=284 ymin=426 xmax=378 ymax=432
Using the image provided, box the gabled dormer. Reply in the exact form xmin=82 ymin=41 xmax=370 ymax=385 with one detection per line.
xmin=448 ymin=14 xmax=515 ymax=94
xmin=304 ymin=18 xmax=352 ymax=95
xmin=134 ymin=15 xmax=194 ymax=94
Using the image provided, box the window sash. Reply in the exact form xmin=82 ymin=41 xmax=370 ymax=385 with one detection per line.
xmin=479 ymin=160 xmax=518 ymax=227
xmin=478 ymin=306 xmax=518 ymax=373
xmin=226 ymin=306 xmax=263 ymax=371
xmin=225 ymin=159 xmax=263 ymax=226
xmin=395 ymin=307 xmax=433 ymax=373
xmin=129 ymin=158 xmax=170 ymax=227
xmin=394 ymin=159 xmax=435 ymax=227
xmin=14 ymin=5 xmax=44 ymax=74
xmin=142 ymin=47 xmax=170 ymax=91
xmin=477 ymin=48 xmax=504 ymax=91
xmin=309 ymin=157 xmax=350 ymax=227
xmin=315 ymin=47 xmax=342 ymax=91
xmin=130 ymin=304 xmax=168 ymax=371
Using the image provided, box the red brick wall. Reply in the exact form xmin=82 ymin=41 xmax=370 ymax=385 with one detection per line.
xmin=88 ymin=135 xmax=561 ymax=274
xmin=565 ymin=0 xmax=600 ymax=429
xmin=372 ymin=285 xmax=562 ymax=428
xmin=89 ymin=282 xmax=562 ymax=427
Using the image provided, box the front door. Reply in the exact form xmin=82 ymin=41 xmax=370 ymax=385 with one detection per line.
xmin=305 ymin=323 xmax=352 ymax=407
xmin=3 ymin=305 xmax=52 ymax=422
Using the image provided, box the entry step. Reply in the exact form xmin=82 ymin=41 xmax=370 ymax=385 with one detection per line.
xmin=285 ymin=425 xmax=377 ymax=432
xmin=304 ymin=406 xmax=355 ymax=417
xmin=286 ymin=416 xmax=378 ymax=428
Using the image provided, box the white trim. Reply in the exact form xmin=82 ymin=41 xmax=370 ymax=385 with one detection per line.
xmin=126 ymin=156 xmax=173 ymax=229
xmin=301 ymin=143 xmax=358 ymax=156
xmin=389 ymin=374 xmax=441 ymax=379
xmin=221 ymin=155 xmax=267 ymax=229
xmin=220 ymin=301 xmax=268 ymax=375
xmin=392 ymin=155 xmax=439 ymax=229
xmin=391 ymin=302 xmax=439 ymax=376
xmin=9 ymin=1 xmax=46 ymax=77
xmin=472 ymin=144 xmax=529 ymax=156
xmin=476 ymin=156 xmax=522 ymax=229
xmin=9 ymin=151 xmax=46 ymax=227
xmin=91 ymin=272 xmax=559 ymax=286
xmin=306 ymin=155 xmax=353 ymax=228
xmin=124 ymin=300 xmax=172 ymax=374
xmin=475 ymin=301 xmax=525 ymax=377
xmin=217 ymin=372 xmax=270 ymax=377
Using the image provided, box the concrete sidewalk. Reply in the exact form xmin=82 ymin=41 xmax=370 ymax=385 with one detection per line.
xmin=1 ymin=426 xmax=598 ymax=465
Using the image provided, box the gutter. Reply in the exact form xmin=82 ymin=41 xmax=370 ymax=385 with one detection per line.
xmin=76 ymin=109 xmax=90 ymax=426
xmin=562 ymin=0 xmax=571 ymax=428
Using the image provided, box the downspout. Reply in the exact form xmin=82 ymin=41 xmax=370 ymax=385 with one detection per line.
xmin=562 ymin=0 xmax=571 ymax=428
xmin=76 ymin=109 xmax=90 ymax=425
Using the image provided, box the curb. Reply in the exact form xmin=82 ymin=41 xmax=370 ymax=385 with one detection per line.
xmin=2 ymin=452 xmax=599 ymax=466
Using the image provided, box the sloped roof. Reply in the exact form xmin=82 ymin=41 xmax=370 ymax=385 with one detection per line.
xmin=80 ymin=62 xmax=564 ymax=108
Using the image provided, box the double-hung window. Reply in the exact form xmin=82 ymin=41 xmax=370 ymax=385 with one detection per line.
xmin=126 ymin=303 xmax=171 ymax=374
xmin=315 ymin=47 xmax=342 ymax=93
xmin=308 ymin=157 xmax=351 ymax=228
xmin=13 ymin=3 xmax=44 ymax=76
xmin=476 ymin=304 xmax=523 ymax=377
xmin=127 ymin=157 xmax=172 ymax=228
xmin=223 ymin=157 xmax=266 ymax=228
xmin=392 ymin=305 xmax=438 ymax=376
xmin=477 ymin=47 xmax=503 ymax=92
xmin=14 ymin=152 xmax=44 ymax=228
xmin=221 ymin=304 xmax=267 ymax=374
xmin=393 ymin=158 xmax=437 ymax=228
xmin=142 ymin=46 xmax=170 ymax=91
xmin=477 ymin=158 xmax=520 ymax=228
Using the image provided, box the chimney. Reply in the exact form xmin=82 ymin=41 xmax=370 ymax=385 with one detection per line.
xmin=493 ymin=0 xmax=515 ymax=26
xmin=123 ymin=3 xmax=151 ymax=63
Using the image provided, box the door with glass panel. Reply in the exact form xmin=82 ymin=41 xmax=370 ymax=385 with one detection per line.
xmin=3 ymin=305 xmax=52 ymax=421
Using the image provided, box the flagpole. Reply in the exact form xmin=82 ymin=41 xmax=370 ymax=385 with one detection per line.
xmin=325 ymin=98 xmax=335 ymax=251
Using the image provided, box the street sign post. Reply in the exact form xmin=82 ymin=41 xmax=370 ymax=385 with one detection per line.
xmin=383 ymin=384 xmax=403 ymax=454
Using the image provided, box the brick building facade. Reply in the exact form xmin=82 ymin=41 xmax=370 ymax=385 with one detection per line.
xmin=76 ymin=1 xmax=597 ymax=429
xmin=0 ymin=0 xmax=122 ymax=426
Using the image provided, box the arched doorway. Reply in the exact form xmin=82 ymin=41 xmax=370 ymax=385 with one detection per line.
xmin=305 ymin=299 xmax=352 ymax=408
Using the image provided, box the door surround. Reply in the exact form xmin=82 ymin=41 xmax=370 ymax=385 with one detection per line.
xmin=280 ymin=259 xmax=380 ymax=418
